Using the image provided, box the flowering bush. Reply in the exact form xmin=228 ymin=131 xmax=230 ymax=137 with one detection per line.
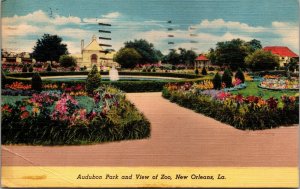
xmin=162 ymin=83 xmax=299 ymax=130
xmin=2 ymin=86 xmax=150 ymax=145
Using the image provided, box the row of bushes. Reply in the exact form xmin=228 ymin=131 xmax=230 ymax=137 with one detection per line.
xmin=162 ymin=87 xmax=298 ymax=130
xmin=6 ymin=71 xmax=202 ymax=79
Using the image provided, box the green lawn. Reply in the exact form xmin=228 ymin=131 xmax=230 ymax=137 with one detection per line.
xmin=231 ymin=81 xmax=298 ymax=99
xmin=1 ymin=96 xmax=29 ymax=105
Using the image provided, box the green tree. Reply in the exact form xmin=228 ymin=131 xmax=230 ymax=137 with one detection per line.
xmin=222 ymin=69 xmax=233 ymax=88
xmin=59 ymin=55 xmax=77 ymax=68
xmin=164 ymin=49 xmax=180 ymax=65
xmin=212 ymin=72 xmax=222 ymax=89
xmin=28 ymin=65 xmax=34 ymax=72
xmin=246 ymin=39 xmax=262 ymax=53
xmin=46 ymin=64 xmax=52 ymax=72
xmin=245 ymin=49 xmax=280 ymax=71
xmin=215 ymin=39 xmax=249 ymax=70
xmin=114 ymin=48 xmax=142 ymax=68
xmin=32 ymin=73 xmax=42 ymax=91
xmin=32 ymin=34 xmax=68 ymax=62
xmin=195 ymin=68 xmax=199 ymax=75
xmin=201 ymin=67 xmax=207 ymax=75
xmin=207 ymin=48 xmax=217 ymax=65
xmin=86 ymin=65 xmax=101 ymax=94
xmin=124 ymin=39 xmax=160 ymax=64
xmin=22 ymin=64 xmax=28 ymax=72
xmin=178 ymin=48 xmax=197 ymax=67
xmin=235 ymin=68 xmax=245 ymax=83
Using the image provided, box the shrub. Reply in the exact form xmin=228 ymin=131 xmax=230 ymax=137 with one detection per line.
xmin=195 ymin=69 xmax=199 ymax=75
xmin=201 ymin=67 xmax=207 ymax=75
xmin=222 ymin=69 xmax=232 ymax=88
xmin=1 ymin=70 xmax=7 ymax=88
xmin=59 ymin=55 xmax=77 ymax=68
xmin=22 ymin=64 xmax=28 ymax=72
xmin=31 ymin=72 xmax=42 ymax=91
xmin=212 ymin=72 xmax=222 ymax=89
xmin=46 ymin=64 xmax=52 ymax=72
xmin=86 ymin=64 xmax=101 ymax=94
xmin=208 ymin=66 xmax=215 ymax=71
xmin=28 ymin=65 xmax=34 ymax=72
xmin=235 ymin=68 xmax=245 ymax=83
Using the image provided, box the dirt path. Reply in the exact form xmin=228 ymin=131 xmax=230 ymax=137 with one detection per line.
xmin=2 ymin=92 xmax=298 ymax=166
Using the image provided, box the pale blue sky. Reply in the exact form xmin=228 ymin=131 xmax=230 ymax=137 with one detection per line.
xmin=2 ymin=0 xmax=299 ymax=54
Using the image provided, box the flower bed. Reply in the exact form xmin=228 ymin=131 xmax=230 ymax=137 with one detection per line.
xmin=1 ymin=86 xmax=151 ymax=145
xmin=162 ymin=82 xmax=299 ymax=130
xmin=259 ymin=76 xmax=299 ymax=90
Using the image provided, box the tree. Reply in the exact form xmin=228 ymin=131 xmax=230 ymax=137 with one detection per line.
xmin=32 ymin=34 xmax=68 ymax=62
xmin=201 ymin=67 xmax=207 ymax=75
xmin=235 ymin=68 xmax=245 ymax=83
xmin=222 ymin=69 xmax=233 ymax=88
xmin=32 ymin=73 xmax=42 ymax=91
xmin=178 ymin=48 xmax=197 ymax=67
xmin=86 ymin=65 xmax=101 ymax=94
xmin=245 ymin=49 xmax=279 ymax=71
xmin=212 ymin=38 xmax=262 ymax=70
xmin=46 ymin=64 xmax=52 ymax=72
xmin=124 ymin=39 xmax=160 ymax=64
xmin=114 ymin=48 xmax=142 ymax=69
xmin=59 ymin=55 xmax=77 ymax=68
xmin=246 ymin=39 xmax=262 ymax=53
xmin=212 ymin=73 xmax=222 ymax=89
xmin=164 ymin=49 xmax=180 ymax=65
xmin=22 ymin=64 xmax=28 ymax=72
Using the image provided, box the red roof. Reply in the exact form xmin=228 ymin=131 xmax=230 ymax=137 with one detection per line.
xmin=195 ymin=54 xmax=209 ymax=61
xmin=263 ymin=46 xmax=298 ymax=58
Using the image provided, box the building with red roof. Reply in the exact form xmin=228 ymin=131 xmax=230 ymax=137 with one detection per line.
xmin=195 ymin=54 xmax=210 ymax=68
xmin=263 ymin=46 xmax=299 ymax=67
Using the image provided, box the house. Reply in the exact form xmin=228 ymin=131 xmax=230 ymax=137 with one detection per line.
xmin=195 ymin=54 xmax=210 ymax=68
xmin=73 ymin=35 xmax=119 ymax=69
xmin=263 ymin=46 xmax=299 ymax=67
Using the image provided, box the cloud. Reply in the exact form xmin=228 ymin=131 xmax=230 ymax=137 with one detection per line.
xmin=2 ymin=11 xmax=299 ymax=55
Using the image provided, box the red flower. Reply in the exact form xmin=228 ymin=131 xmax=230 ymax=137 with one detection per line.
xmin=20 ymin=111 xmax=30 ymax=119
xmin=235 ymin=94 xmax=243 ymax=103
xmin=2 ymin=104 xmax=12 ymax=113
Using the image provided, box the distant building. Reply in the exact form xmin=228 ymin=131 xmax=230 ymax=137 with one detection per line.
xmin=1 ymin=51 xmax=35 ymax=64
xmin=263 ymin=46 xmax=299 ymax=67
xmin=73 ymin=35 xmax=119 ymax=69
xmin=195 ymin=54 xmax=210 ymax=68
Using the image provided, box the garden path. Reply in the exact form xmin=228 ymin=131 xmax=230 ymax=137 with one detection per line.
xmin=2 ymin=92 xmax=298 ymax=167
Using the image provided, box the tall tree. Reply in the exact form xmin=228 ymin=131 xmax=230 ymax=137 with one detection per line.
xmin=114 ymin=48 xmax=142 ymax=68
xmin=164 ymin=49 xmax=180 ymax=65
xmin=246 ymin=39 xmax=262 ymax=53
xmin=124 ymin=39 xmax=160 ymax=64
xmin=178 ymin=48 xmax=197 ymax=67
xmin=245 ymin=49 xmax=279 ymax=71
xmin=32 ymin=34 xmax=68 ymax=62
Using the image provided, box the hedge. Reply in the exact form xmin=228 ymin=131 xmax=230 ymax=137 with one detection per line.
xmin=3 ymin=76 xmax=207 ymax=93
xmin=6 ymin=71 xmax=201 ymax=79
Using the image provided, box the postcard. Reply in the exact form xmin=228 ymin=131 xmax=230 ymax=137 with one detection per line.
xmin=1 ymin=0 xmax=299 ymax=188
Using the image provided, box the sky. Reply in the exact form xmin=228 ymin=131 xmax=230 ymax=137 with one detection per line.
xmin=1 ymin=0 xmax=299 ymax=55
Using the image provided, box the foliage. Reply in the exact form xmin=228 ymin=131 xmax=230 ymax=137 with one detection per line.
xmin=1 ymin=69 xmax=7 ymax=87
xmin=235 ymin=68 xmax=245 ymax=83
xmin=86 ymin=65 xmax=101 ymax=94
xmin=245 ymin=49 xmax=280 ymax=71
xmin=162 ymin=84 xmax=299 ymax=130
xmin=163 ymin=49 xmax=180 ymax=65
xmin=22 ymin=64 xmax=28 ymax=73
xmin=212 ymin=73 xmax=222 ymax=89
xmin=178 ymin=48 xmax=197 ymax=67
xmin=114 ymin=48 xmax=142 ymax=68
xmin=195 ymin=69 xmax=199 ymax=75
xmin=59 ymin=55 xmax=77 ymax=68
xmin=28 ymin=65 xmax=34 ymax=72
xmin=222 ymin=69 xmax=233 ymax=88
xmin=46 ymin=64 xmax=52 ymax=72
xmin=31 ymin=72 xmax=42 ymax=91
xmin=211 ymin=38 xmax=262 ymax=70
xmin=32 ymin=34 xmax=68 ymax=62
xmin=124 ymin=39 xmax=161 ymax=64
xmin=201 ymin=67 xmax=207 ymax=75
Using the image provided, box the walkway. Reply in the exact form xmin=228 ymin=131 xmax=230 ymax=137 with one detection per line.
xmin=2 ymin=92 xmax=298 ymax=167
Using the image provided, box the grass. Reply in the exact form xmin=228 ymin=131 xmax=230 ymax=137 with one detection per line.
xmin=1 ymin=96 xmax=29 ymax=105
xmin=231 ymin=81 xmax=298 ymax=99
